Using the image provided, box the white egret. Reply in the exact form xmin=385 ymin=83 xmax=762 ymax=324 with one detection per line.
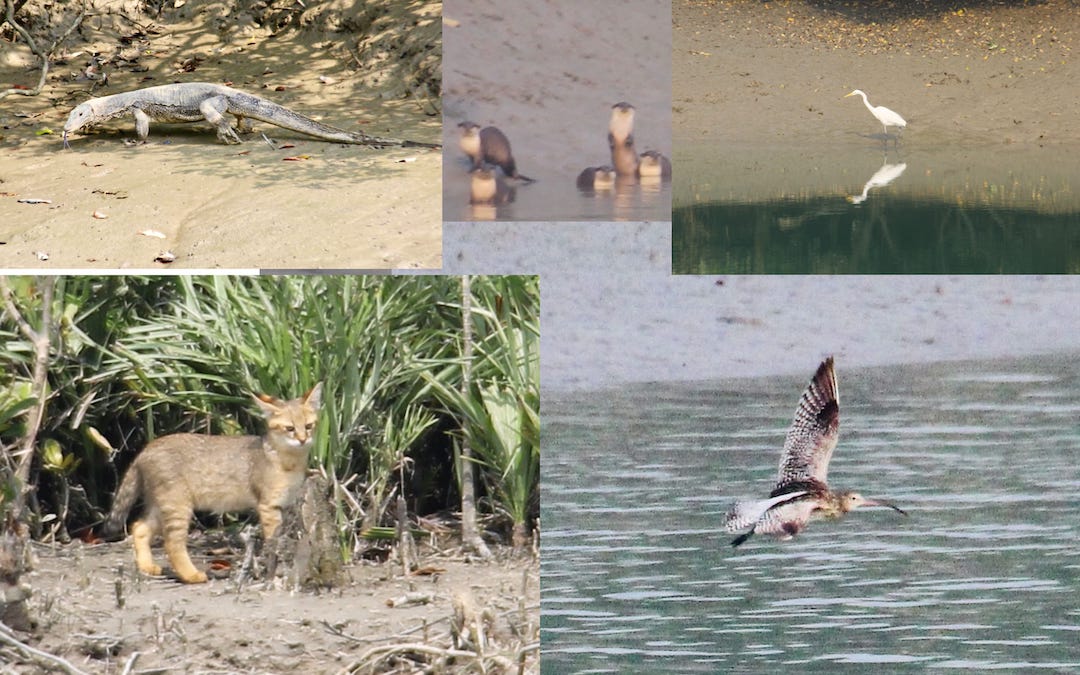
xmin=845 ymin=89 xmax=907 ymax=139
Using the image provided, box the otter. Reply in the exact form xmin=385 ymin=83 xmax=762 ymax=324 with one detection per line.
xmin=608 ymin=102 xmax=640 ymax=177
xmin=458 ymin=121 xmax=535 ymax=183
xmin=575 ymin=165 xmax=616 ymax=191
xmin=638 ymin=150 xmax=671 ymax=179
xmin=469 ymin=164 xmax=515 ymax=205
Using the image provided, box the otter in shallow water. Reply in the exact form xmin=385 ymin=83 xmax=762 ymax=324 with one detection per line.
xmin=458 ymin=122 xmax=535 ymax=183
xmin=608 ymin=102 xmax=640 ymax=177
xmin=576 ymin=165 xmax=616 ymax=191
xmin=469 ymin=164 xmax=515 ymax=205
xmin=638 ymin=150 xmax=672 ymax=179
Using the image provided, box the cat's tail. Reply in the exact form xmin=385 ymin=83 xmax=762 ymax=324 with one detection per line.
xmin=103 ymin=461 xmax=142 ymax=538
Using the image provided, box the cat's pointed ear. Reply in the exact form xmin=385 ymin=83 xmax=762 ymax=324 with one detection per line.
xmin=303 ymin=382 xmax=323 ymax=411
xmin=252 ymin=392 xmax=282 ymax=417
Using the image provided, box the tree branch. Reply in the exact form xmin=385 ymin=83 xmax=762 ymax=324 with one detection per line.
xmin=458 ymin=275 xmax=492 ymax=559
xmin=0 ymin=0 xmax=86 ymax=100
xmin=0 ymin=276 xmax=55 ymax=522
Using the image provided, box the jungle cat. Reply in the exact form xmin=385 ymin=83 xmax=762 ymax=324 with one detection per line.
xmin=106 ymin=383 xmax=322 ymax=584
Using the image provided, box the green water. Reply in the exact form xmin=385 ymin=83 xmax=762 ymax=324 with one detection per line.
xmin=670 ymin=140 xmax=1080 ymax=274
xmin=541 ymin=355 xmax=1080 ymax=672
xmin=672 ymin=197 xmax=1080 ymax=274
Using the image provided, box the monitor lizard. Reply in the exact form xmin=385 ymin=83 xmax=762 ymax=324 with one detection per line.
xmin=62 ymin=82 xmax=440 ymax=149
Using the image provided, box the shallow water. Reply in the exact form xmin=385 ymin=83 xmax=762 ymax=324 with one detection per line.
xmin=443 ymin=0 xmax=671 ymax=222
xmin=671 ymin=140 xmax=1080 ymax=273
xmin=541 ymin=354 xmax=1080 ymax=672
xmin=443 ymin=158 xmax=672 ymax=222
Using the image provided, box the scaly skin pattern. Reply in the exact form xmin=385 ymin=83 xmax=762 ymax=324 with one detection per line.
xmin=63 ymin=83 xmax=440 ymax=148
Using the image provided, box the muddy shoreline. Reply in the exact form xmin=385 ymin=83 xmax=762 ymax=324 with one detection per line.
xmin=675 ymin=0 xmax=1080 ymax=147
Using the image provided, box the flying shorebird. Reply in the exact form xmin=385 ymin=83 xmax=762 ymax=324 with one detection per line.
xmin=725 ymin=357 xmax=907 ymax=547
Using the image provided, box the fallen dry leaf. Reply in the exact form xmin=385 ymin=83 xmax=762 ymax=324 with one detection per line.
xmin=91 ymin=188 xmax=129 ymax=198
xmin=282 ymin=155 xmax=311 ymax=161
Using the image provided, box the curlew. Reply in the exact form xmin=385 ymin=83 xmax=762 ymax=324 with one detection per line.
xmin=725 ymin=357 xmax=907 ymax=547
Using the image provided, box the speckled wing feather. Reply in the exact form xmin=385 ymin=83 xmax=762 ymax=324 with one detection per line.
xmin=774 ymin=357 xmax=840 ymax=491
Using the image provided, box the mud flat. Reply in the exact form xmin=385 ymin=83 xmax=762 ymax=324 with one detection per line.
xmin=10 ymin=539 xmax=537 ymax=673
xmin=444 ymin=222 xmax=1080 ymax=389
xmin=674 ymin=0 xmax=1080 ymax=206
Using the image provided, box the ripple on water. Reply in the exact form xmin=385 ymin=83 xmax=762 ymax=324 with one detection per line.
xmin=907 ymin=578 xmax=1062 ymax=593
xmin=928 ymin=659 xmax=1080 ymax=670
xmin=542 ymin=356 xmax=1080 ymax=673
xmin=813 ymin=652 xmax=939 ymax=664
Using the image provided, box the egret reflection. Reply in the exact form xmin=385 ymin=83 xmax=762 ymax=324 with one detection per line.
xmin=848 ymin=161 xmax=907 ymax=204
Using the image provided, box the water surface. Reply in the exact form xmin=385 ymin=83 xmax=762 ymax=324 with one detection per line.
xmin=672 ymin=141 xmax=1080 ymax=273
xmin=443 ymin=0 xmax=671 ymax=222
xmin=542 ymin=354 xmax=1080 ymax=672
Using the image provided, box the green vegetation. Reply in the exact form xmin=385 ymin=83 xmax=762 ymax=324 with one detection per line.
xmin=0 ymin=275 xmax=539 ymax=559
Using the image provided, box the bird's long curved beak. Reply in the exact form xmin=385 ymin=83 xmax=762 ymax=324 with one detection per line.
xmin=864 ymin=498 xmax=907 ymax=516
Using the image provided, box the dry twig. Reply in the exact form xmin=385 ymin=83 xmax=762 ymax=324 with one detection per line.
xmin=0 ymin=620 xmax=89 ymax=675
xmin=338 ymin=641 xmax=514 ymax=675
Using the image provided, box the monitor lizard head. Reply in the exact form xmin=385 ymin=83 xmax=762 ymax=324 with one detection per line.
xmin=63 ymin=101 xmax=96 ymax=148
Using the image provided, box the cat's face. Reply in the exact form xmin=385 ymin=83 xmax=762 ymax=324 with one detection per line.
xmin=254 ymin=383 xmax=322 ymax=449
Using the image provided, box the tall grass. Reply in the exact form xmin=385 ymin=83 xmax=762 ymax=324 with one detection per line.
xmin=0 ymin=275 xmax=539 ymax=556
xmin=419 ymin=276 xmax=540 ymax=549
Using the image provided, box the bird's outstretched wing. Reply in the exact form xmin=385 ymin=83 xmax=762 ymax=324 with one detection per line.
xmin=775 ymin=357 xmax=839 ymax=491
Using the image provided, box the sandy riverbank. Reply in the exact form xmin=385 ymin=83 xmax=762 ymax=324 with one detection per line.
xmin=0 ymin=0 xmax=441 ymax=269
